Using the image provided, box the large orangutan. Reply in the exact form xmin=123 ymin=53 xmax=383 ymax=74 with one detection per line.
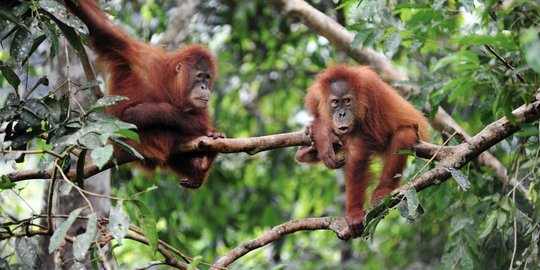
xmin=66 ymin=0 xmax=223 ymax=188
xmin=296 ymin=65 xmax=429 ymax=237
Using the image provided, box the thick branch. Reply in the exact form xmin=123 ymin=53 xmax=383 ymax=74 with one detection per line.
xmin=402 ymin=98 xmax=540 ymax=194
xmin=179 ymin=131 xmax=310 ymax=155
xmin=269 ymin=0 xmax=524 ymax=195
xmin=5 ymin=131 xmax=440 ymax=183
xmin=269 ymin=0 xmax=406 ymax=83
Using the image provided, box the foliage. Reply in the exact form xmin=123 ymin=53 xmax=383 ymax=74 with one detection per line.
xmin=1 ymin=0 xmax=540 ymax=269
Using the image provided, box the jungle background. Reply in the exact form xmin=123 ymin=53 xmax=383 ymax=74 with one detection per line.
xmin=1 ymin=0 xmax=540 ymax=269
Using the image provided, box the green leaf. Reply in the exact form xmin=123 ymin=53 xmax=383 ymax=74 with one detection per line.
xmin=397 ymin=187 xmax=425 ymax=222
xmin=107 ymin=204 xmax=130 ymax=244
xmin=53 ymin=15 xmax=84 ymax=52
xmin=187 ymin=256 xmax=202 ymax=270
xmin=448 ymin=78 xmax=473 ymax=103
xmin=0 ymin=106 xmax=18 ymax=123
xmin=15 ymin=237 xmax=37 ymax=267
xmin=23 ymin=76 xmax=49 ymax=100
xmin=444 ymin=165 xmax=471 ymax=191
xmin=39 ymin=0 xmax=88 ymax=34
xmin=6 ymin=92 xmax=20 ymax=106
xmin=87 ymin=95 xmax=128 ymax=114
xmin=10 ymin=18 xmax=35 ymax=61
xmin=0 ymin=6 xmax=29 ymax=30
xmin=361 ymin=215 xmax=384 ymax=242
xmin=80 ymin=132 xmax=103 ymax=148
xmin=24 ymin=98 xmax=49 ymax=122
xmin=0 ymin=65 xmax=21 ymax=90
xmin=112 ymin=119 xmax=137 ymax=131
xmin=361 ymin=195 xmax=392 ymax=240
xmin=90 ymin=145 xmax=113 ymax=169
xmin=20 ymin=109 xmax=42 ymax=128
xmin=452 ymin=33 xmax=517 ymax=50
xmin=114 ymin=129 xmax=140 ymax=142
xmin=22 ymin=34 xmax=46 ymax=65
xmin=130 ymin=200 xmax=158 ymax=256
xmin=351 ymin=28 xmax=375 ymax=49
xmin=42 ymin=19 xmax=59 ymax=57
xmin=431 ymin=51 xmax=479 ymax=72
xmin=0 ymin=175 xmax=16 ymax=190
xmin=516 ymin=125 xmax=539 ymax=138
xmin=110 ymin=138 xmax=144 ymax=160
xmin=90 ymin=249 xmax=99 ymax=270
xmin=43 ymin=96 xmax=62 ymax=125
xmin=478 ymin=211 xmax=497 ymax=239
xmin=49 ymin=207 xmax=84 ymax=253
xmin=0 ymin=16 xmax=16 ymax=41
xmin=73 ymin=212 xmax=97 ymax=261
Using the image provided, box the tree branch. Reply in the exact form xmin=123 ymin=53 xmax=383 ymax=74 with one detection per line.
xmin=269 ymin=0 xmax=406 ymax=83
xmin=211 ymin=97 xmax=540 ymax=269
xmin=269 ymin=0 xmax=527 ymax=196
xmin=5 ymin=131 xmax=441 ymax=183
xmin=211 ymin=217 xmax=349 ymax=269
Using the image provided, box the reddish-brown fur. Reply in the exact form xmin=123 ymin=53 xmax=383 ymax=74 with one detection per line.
xmin=296 ymin=65 xmax=428 ymax=237
xmin=66 ymin=0 xmax=220 ymax=188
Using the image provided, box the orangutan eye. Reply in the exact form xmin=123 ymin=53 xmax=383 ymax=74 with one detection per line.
xmin=175 ymin=64 xmax=182 ymax=73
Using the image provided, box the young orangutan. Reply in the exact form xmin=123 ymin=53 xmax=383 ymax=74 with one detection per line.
xmin=66 ymin=0 xmax=223 ymax=188
xmin=296 ymin=65 xmax=429 ymax=237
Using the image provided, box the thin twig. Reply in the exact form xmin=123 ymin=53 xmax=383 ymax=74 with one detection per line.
xmin=484 ymin=44 xmax=528 ymax=84
xmin=125 ymin=233 xmax=190 ymax=270
xmin=133 ymin=261 xmax=168 ymax=270
xmin=46 ymin=161 xmax=58 ymax=233
xmin=411 ymin=131 xmax=457 ymax=180
xmin=509 ymin=158 xmax=520 ymax=270
xmin=1 ymin=149 xmax=64 ymax=159
xmin=55 ymin=162 xmax=94 ymax=212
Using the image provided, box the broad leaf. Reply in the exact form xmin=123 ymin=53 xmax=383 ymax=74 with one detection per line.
xmin=15 ymin=237 xmax=37 ymax=267
xmin=73 ymin=213 xmax=97 ymax=261
xmin=39 ymin=0 xmax=88 ymax=34
xmin=10 ymin=19 xmax=34 ymax=61
xmin=49 ymin=208 xmax=84 ymax=253
xmin=90 ymin=145 xmax=113 ymax=169
xmin=107 ymin=204 xmax=130 ymax=244
xmin=397 ymin=187 xmax=425 ymax=222
xmin=0 ymin=65 xmax=21 ymax=90
xmin=444 ymin=165 xmax=471 ymax=191
xmin=87 ymin=95 xmax=128 ymax=114
xmin=130 ymin=200 xmax=158 ymax=256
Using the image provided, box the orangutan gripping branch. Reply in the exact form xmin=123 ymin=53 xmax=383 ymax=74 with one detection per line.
xmin=66 ymin=0 xmax=223 ymax=188
xmin=296 ymin=65 xmax=429 ymax=237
